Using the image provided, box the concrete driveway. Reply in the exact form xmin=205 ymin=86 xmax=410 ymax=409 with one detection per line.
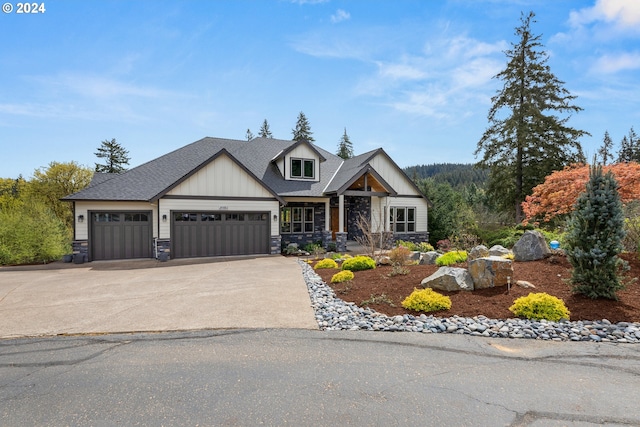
xmin=0 ymin=256 xmax=318 ymax=338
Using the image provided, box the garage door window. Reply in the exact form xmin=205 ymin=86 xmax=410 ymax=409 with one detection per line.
xmin=174 ymin=213 xmax=197 ymax=221
xmin=125 ymin=213 xmax=149 ymax=222
xmin=201 ymin=213 xmax=222 ymax=221
xmin=94 ymin=213 xmax=120 ymax=222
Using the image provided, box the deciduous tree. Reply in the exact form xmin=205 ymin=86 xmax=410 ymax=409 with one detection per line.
xmin=474 ymin=11 xmax=587 ymax=223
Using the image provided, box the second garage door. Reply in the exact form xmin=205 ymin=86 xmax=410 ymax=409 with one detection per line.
xmin=172 ymin=211 xmax=269 ymax=258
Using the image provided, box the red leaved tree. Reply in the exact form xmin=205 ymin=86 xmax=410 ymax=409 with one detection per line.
xmin=522 ymin=162 xmax=640 ymax=224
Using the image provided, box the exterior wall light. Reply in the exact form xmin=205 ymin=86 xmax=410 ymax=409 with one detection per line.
xmin=78 ymin=214 xmax=84 ymax=223
xmin=273 ymin=214 xmax=278 ymax=222
xmin=162 ymin=214 xmax=167 ymax=222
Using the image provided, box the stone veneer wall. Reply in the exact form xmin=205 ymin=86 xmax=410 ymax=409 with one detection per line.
xmin=72 ymin=240 xmax=89 ymax=260
xmin=279 ymin=202 xmax=327 ymax=250
xmin=392 ymin=232 xmax=430 ymax=245
xmin=346 ymin=196 xmax=370 ymax=241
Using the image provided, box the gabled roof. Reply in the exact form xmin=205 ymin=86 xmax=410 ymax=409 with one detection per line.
xmin=271 ymin=139 xmax=327 ymax=163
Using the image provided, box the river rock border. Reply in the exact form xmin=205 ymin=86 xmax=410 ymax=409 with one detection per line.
xmin=299 ymin=260 xmax=640 ymax=344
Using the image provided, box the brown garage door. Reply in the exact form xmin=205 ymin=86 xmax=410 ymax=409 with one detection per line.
xmin=91 ymin=212 xmax=153 ymax=260
xmin=172 ymin=211 xmax=269 ymax=258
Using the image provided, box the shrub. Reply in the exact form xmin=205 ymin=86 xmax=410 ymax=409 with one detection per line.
xmin=389 ymin=245 xmax=412 ymax=266
xmin=436 ymin=239 xmax=451 ymax=252
xmin=435 ymin=250 xmax=468 ymax=266
xmin=331 ymin=270 xmax=354 ymax=283
xmin=395 ymin=239 xmax=417 ymax=251
xmin=501 ymin=253 xmax=515 ymax=260
xmin=314 ymin=258 xmax=338 ymax=270
xmin=341 ymin=255 xmax=376 ymax=271
xmin=417 ymin=242 xmax=435 ymax=252
xmin=565 ymin=163 xmax=626 ymax=300
xmin=509 ymin=292 xmax=570 ymax=322
xmin=402 ymin=288 xmax=451 ymax=313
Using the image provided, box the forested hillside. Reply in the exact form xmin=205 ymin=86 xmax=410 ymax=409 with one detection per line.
xmin=404 ymin=163 xmax=488 ymax=188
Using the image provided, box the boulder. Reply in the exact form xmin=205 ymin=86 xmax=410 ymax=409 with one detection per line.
xmin=408 ymin=251 xmax=421 ymax=262
xmin=516 ymin=280 xmax=536 ymax=289
xmin=512 ymin=230 xmax=550 ymax=261
xmin=378 ymin=256 xmax=392 ymax=266
xmin=421 ymin=267 xmax=474 ymax=291
xmin=489 ymin=245 xmax=511 ymax=257
xmin=468 ymin=245 xmax=489 ymax=261
xmin=468 ymin=256 xmax=514 ymax=289
xmin=419 ymin=251 xmax=439 ymax=265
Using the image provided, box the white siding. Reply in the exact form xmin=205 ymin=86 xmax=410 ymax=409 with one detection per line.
xmin=285 ymin=144 xmax=320 ymax=181
xmin=158 ymin=198 xmax=280 ymax=238
xmin=74 ymin=201 xmax=158 ymax=240
xmin=369 ymin=153 xmax=419 ymax=195
xmin=167 ymin=154 xmax=274 ymax=198
xmin=371 ymin=196 xmax=429 ymax=233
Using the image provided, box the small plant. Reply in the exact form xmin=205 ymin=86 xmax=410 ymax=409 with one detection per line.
xmin=416 ymin=242 xmax=435 ymax=252
xmin=437 ymin=239 xmax=451 ymax=252
xmin=501 ymin=253 xmax=515 ymax=260
xmin=331 ymin=270 xmax=354 ymax=283
xmin=401 ymin=288 xmax=451 ymax=313
xmin=435 ymin=250 xmax=468 ymax=266
xmin=388 ymin=264 xmax=410 ymax=277
xmin=449 ymin=233 xmax=480 ymax=251
xmin=361 ymin=293 xmax=395 ymax=307
xmin=509 ymin=292 xmax=570 ymax=322
xmin=342 ymin=255 xmax=376 ymax=272
xmin=314 ymin=258 xmax=338 ymax=270
xmin=389 ymin=245 xmax=412 ymax=266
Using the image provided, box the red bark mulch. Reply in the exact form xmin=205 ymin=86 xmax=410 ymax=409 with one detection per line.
xmin=313 ymin=253 xmax=640 ymax=323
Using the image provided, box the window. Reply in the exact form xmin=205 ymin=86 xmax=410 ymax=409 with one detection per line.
xmin=94 ymin=213 xmax=120 ymax=222
xmin=201 ymin=213 xmax=222 ymax=221
xmin=124 ymin=213 xmax=149 ymax=222
xmin=280 ymin=207 xmax=314 ymax=233
xmin=174 ymin=213 xmax=197 ymax=222
xmin=390 ymin=207 xmax=416 ymax=233
xmin=291 ymin=158 xmax=315 ymax=179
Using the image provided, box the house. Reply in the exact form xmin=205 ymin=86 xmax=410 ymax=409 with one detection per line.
xmin=63 ymin=137 xmax=430 ymax=261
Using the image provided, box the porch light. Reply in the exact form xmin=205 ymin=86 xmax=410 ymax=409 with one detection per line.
xmin=273 ymin=214 xmax=278 ymax=222
xmin=162 ymin=214 xmax=167 ymax=222
xmin=78 ymin=214 xmax=84 ymax=223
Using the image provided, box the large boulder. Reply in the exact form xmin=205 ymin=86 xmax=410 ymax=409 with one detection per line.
xmin=408 ymin=251 xmax=421 ymax=262
xmin=419 ymin=251 xmax=439 ymax=265
xmin=512 ymin=230 xmax=550 ymax=261
xmin=421 ymin=267 xmax=474 ymax=291
xmin=468 ymin=245 xmax=489 ymax=261
xmin=489 ymin=245 xmax=511 ymax=257
xmin=468 ymin=256 xmax=514 ymax=289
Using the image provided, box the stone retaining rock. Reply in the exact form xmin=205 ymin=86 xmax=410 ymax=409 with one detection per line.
xmin=419 ymin=251 xmax=439 ymax=265
xmin=421 ymin=267 xmax=474 ymax=291
xmin=513 ymin=230 xmax=550 ymax=261
xmin=468 ymin=256 xmax=514 ymax=289
xmin=468 ymin=245 xmax=489 ymax=261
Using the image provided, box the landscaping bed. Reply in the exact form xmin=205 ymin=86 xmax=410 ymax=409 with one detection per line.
xmin=313 ymin=253 xmax=640 ymax=323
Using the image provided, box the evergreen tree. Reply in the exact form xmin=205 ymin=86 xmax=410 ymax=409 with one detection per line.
xmin=292 ymin=111 xmax=314 ymax=143
xmin=565 ymin=162 xmax=626 ymax=300
xmin=95 ymin=138 xmax=130 ymax=173
xmin=245 ymin=129 xmax=254 ymax=141
xmin=474 ymin=12 xmax=587 ymax=223
xmin=258 ymin=119 xmax=273 ymax=138
xmin=336 ymin=128 xmax=354 ymax=159
xmin=617 ymin=127 xmax=639 ymax=163
xmin=597 ymin=130 xmax=614 ymax=165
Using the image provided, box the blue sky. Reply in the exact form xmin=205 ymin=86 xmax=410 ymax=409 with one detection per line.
xmin=1 ymin=0 xmax=639 ymax=179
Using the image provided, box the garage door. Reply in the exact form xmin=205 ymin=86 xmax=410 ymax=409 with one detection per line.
xmin=172 ymin=211 xmax=269 ymax=258
xmin=91 ymin=212 xmax=153 ymax=260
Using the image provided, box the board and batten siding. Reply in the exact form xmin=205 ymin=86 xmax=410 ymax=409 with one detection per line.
xmin=285 ymin=144 xmax=320 ymax=181
xmin=158 ymin=199 xmax=280 ymax=239
xmin=370 ymin=196 xmax=429 ymax=233
xmin=368 ymin=153 xmax=419 ymax=196
xmin=166 ymin=154 xmax=274 ymax=198
xmin=74 ymin=201 xmax=158 ymax=240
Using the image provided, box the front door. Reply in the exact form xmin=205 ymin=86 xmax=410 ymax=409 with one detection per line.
xmin=330 ymin=207 xmax=346 ymax=240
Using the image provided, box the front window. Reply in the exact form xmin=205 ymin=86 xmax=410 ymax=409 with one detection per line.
xmin=291 ymin=158 xmax=315 ymax=179
xmin=281 ymin=207 xmax=314 ymax=233
xmin=390 ymin=207 xmax=416 ymax=233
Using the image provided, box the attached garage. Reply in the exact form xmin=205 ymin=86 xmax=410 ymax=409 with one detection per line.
xmin=91 ymin=212 xmax=153 ymax=261
xmin=172 ymin=211 xmax=269 ymax=258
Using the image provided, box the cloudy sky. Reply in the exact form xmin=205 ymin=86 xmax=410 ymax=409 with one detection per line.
xmin=1 ymin=0 xmax=639 ymax=178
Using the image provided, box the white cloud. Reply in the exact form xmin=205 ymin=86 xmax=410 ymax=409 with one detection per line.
xmin=330 ymin=9 xmax=350 ymax=24
xmin=570 ymin=0 xmax=640 ymax=30
xmin=592 ymin=52 xmax=640 ymax=73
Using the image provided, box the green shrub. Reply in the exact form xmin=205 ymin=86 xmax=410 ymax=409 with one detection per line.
xmin=341 ymin=255 xmax=376 ymax=271
xmin=314 ymin=258 xmax=338 ymax=270
xmin=402 ymin=288 xmax=451 ymax=313
xmin=395 ymin=239 xmax=418 ymax=251
xmin=509 ymin=292 xmax=570 ymax=322
xmin=417 ymin=242 xmax=435 ymax=252
xmin=331 ymin=270 xmax=354 ymax=283
xmin=435 ymin=250 xmax=468 ymax=266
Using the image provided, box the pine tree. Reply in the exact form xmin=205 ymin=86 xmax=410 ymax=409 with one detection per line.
xmin=597 ymin=131 xmax=614 ymax=165
xmin=617 ymin=127 xmax=639 ymax=163
xmin=474 ymin=12 xmax=587 ymax=223
xmin=336 ymin=128 xmax=354 ymax=159
xmin=292 ymin=112 xmax=314 ymax=143
xmin=565 ymin=162 xmax=626 ymax=300
xmin=245 ymin=129 xmax=254 ymax=141
xmin=95 ymin=138 xmax=130 ymax=173
xmin=258 ymin=119 xmax=273 ymax=138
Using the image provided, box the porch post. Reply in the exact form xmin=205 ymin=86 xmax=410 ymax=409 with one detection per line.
xmin=336 ymin=194 xmax=347 ymax=252
xmin=324 ymin=199 xmax=330 ymax=231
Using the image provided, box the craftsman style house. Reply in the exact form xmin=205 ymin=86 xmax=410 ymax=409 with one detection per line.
xmin=64 ymin=137 xmax=429 ymax=261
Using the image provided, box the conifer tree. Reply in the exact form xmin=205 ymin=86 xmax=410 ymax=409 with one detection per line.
xmin=258 ymin=119 xmax=273 ymax=138
xmin=245 ymin=129 xmax=254 ymax=141
xmin=474 ymin=12 xmax=586 ymax=223
xmin=565 ymin=162 xmax=626 ymax=300
xmin=292 ymin=112 xmax=314 ymax=143
xmin=617 ymin=127 xmax=639 ymax=163
xmin=597 ymin=131 xmax=614 ymax=165
xmin=95 ymin=138 xmax=130 ymax=173
xmin=336 ymin=128 xmax=354 ymax=159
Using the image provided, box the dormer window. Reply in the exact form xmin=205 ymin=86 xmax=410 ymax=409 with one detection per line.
xmin=291 ymin=158 xmax=315 ymax=179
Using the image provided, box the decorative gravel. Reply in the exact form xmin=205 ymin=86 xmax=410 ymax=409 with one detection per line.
xmin=299 ymin=260 xmax=640 ymax=343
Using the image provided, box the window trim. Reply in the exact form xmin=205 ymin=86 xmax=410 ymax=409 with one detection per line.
xmin=390 ymin=206 xmax=416 ymax=233
xmin=290 ymin=157 xmax=315 ymax=179
xmin=280 ymin=206 xmax=314 ymax=234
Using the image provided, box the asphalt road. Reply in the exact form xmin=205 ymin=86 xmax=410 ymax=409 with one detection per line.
xmin=1 ymin=329 xmax=639 ymax=426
